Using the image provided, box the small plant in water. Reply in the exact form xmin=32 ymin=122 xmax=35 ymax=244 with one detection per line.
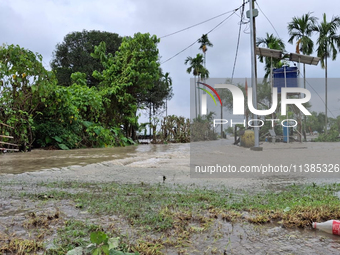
xmin=88 ymin=231 xmax=139 ymax=255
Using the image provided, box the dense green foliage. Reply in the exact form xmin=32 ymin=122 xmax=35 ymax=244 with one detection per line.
xmin=256 ymin=33 xmax=286 ymax=79
xmin=0 ymin=31 xmax=172 ymax=150
xmin=311 ymin=115 xmax=340 ymax=142
xmin=51 ymin=30 xmax=122 ymax=87
xmin=287 ymin=12 xmax=318 ymax=55
xmin=34 ymin=72 xmax=132 ymax=149
xmin=0 ymin=44 xmax=55 ymax=147
xmin=91 ymin=33 xmax=162 ymax=140
xmin=190 ymin=112 xmax=217 ymax=141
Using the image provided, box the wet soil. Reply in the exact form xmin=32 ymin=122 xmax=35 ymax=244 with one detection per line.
xmin=1 ymin=183 xmax=340 ymax=254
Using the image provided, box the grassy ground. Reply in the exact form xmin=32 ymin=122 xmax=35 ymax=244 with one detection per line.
xmin=1 ymin=181 xmax=340 ymax=254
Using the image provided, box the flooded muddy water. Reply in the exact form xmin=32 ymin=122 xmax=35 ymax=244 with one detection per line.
xmin=1 ymin=141 xmax=339 ymax=190
xmin=0 ymin=143 xmax=189 ymax=175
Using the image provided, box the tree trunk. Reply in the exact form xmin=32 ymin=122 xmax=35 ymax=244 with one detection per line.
xmin=194 ymin=76 xmax=197 ymax=118
xmin=149 ymin=102 xmax=152 ymax=137
xmin=203 ymin=51 xmax=207 ymax=115
xmin=303 ymin=63 xmax=307 ymax=141
xmin=198 ymin=77 xmax=201 ymax=116
xmin=325 ymin=56 xmax=328 ymax=134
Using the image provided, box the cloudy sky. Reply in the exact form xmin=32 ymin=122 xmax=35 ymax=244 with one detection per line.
xmin=1 ymin=0 xmax=340 ymax=120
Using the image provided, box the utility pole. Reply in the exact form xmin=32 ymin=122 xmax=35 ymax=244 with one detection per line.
xmin=303 ymin=63 xmax=307 ymax=141
xmin=221 ymin=103 xmax=223 ymax=138
xmin=252 ymin=0 xmax=258 ymax=98
xmin=249 ymin=0 xmax=261 ymax=150
xmin=325 ymin=56 xmax=328 ymax=134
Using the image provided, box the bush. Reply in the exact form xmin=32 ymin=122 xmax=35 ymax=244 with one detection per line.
xmin=190 ymin=112 xmax=217 ymax=142
xmin=312 ymin=129 xmax=340 ymax=142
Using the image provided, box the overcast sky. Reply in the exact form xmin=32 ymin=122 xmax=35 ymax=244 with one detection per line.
xmin=1 ymin=0 xmax=340 ymax=120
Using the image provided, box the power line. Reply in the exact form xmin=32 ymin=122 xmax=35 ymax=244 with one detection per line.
xmin=161 ymin=11 xmax=236 ymax=64
xmin=255 ymin=1 xmax=333 ymax=117
xmin=160 ymin=39 xmax=199 ymax=65
xmin=205 ymin=9 xmax=238 ymax=35
xmin=231 ymin=0 xmax=246 ymax=82
xmin=160 ymin=10 xmax=235 ymax=39
xmin=300 ymin=72 xmax=335 ymax=118
xmin=255 ymin=1 xmax=281 ymax=39
xmin=160 ymin=1 xmax=249 ymax=65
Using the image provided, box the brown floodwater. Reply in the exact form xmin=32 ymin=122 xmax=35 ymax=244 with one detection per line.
xmin=0 ymin=144 xmax=187 ymax=175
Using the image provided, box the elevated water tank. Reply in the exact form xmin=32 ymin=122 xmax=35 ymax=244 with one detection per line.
xmin=273 ymin=66 xmax=298 ymax=93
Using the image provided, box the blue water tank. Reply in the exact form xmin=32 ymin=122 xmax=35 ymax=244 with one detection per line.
xmin=282 ymin=121 xmax=292 ymax=143
xmin=273 ymin=66 xmax=298 ymax=93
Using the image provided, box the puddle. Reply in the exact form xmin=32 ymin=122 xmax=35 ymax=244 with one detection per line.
xmin=179 ymin=221 xmax=340 ymax=254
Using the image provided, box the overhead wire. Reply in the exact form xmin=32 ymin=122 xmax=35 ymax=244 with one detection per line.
xmin=257 ymin=1 xmax=336 ymax=119
xmin=160 ymin=1 xmax=249 ymax=65
xmin=160 ymin=39 xmax=199 ymax=65
xmin=231 ymin=0 xmax=246 ymax=82
xmin=255 ymin=0 xmax=331 ymax=117
xmin=255 ymin=1 xmax=281 ymax=39
xmin=299 ymin=72 xmax=335 ymax=118
xmin=161 ymin=11 xmax=236 ymax=64
xmin=160 ymin=10 xmax=236 ymax=39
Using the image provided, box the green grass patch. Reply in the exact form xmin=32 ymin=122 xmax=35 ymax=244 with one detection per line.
xmin=2 ymin=180 xmax=340 ymax=253
xmin=46 ymin=219 xmax=102 ymax=254
xmin=27 ymin=181 xmax=340 ymax=229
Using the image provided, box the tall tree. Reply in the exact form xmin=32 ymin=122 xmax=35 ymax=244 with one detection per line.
xmin=92 ymin=33 xmax=160 ymax=140
xmin=198 ymin=34 xmax=213 ymax=71
xmin=145 ymin=69 xmax=173 ymax=136
xmin=0 ymin=44 xmax=55 ymax=147
xmin=256 ymin=33 xmax=286 ymax=79
xmin=51 ymin=30 xmax=122 ymax=87
xmin=184 ymin=53 xmax=207 ymax=118
xmin=315 ymin=13 xmax=340 ymax=134
xmin=162 ymin=72 xmax=173 ymax=117
xmin=287 ymin=12 xmax=318 ymax=140
xmin=288 ymin=12 xmax=318 ymax=55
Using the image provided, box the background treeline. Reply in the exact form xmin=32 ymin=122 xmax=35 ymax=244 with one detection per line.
xmin=0 ymin=30 xmax=173 ymax=150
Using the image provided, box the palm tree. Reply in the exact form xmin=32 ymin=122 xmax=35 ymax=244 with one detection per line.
xmin=162 ymin=72 xmax=172 ymax=118
xmin=185 ymin=53 xmax=205 ymax=118
xmin=315 ymin=13 xmax=340 ymax=133
xmin=256 ymin=33 xmax=286 ymax=79
xmin=287 ymin=12 xmax=318 ymax=141
xmin=288 ymin=12 xmax=318 ymax=55
xmin=198 ymin=67 xmax=209 ymax=81
xmin=198 ymin=34 xmax=213 ymax=70
xmin=198 ymin=34 xmax=213 ymax=115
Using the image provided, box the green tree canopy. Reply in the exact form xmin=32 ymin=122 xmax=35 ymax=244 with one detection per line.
xmin=185 ymin=53 xmax=206 ymax=77
xmin=92 ymin=32 xmax=161 ymax=139
xmin=0 ymin=44 xmax=56 ymax=146
xmin=198 ymin=34 xmax=213 ymax=54
xmin=287 ymin=12 xmax=318 ymax=55
xmin=144 ymin=69 xmax=173 ymax=114
xmin=256 ymin=33 xmax=286 ymax=80
xmin=51 ymin=30 xmax=122 ymax=87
